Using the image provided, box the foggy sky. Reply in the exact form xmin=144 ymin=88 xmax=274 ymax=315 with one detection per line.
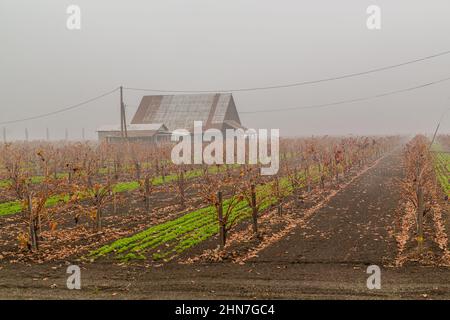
xmin=1 ymin=0 xmax=450 ymax=140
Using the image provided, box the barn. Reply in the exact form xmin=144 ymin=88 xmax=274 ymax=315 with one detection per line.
xmin=97 ymin=123 xmax=170 ymax=143
xmin=131 ymin=93 xmax=244 ymax=132
xmin=97 ymin=93 xmax=244 ymax=142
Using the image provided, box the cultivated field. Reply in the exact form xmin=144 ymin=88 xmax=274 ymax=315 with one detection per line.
xmin=0 ymin=135 xmax=449 ymax=299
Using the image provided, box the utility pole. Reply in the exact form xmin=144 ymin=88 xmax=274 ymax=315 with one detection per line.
xmin=46 ymin=128 xmax=50 ymax=141
xmin=120 ymin=86 xmax=124 ymax=138
xmin=120 ymin=86 xmax=128 ymax=140
xmin=82 ymin=128 xmax=85 ymax=141
xmin=429 ymin=106 xmax=450 ymax=149
xmin=25 ymin=128 xmax=29 ymax=142
xmin=65 ymin=128 xmax=69 ymax=141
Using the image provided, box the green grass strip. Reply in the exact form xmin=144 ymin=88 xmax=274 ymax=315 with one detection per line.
xmin=0 ymin=168 xmax=208 ymax=217
xmin=89 ymin=174 xmax=291 ymax=261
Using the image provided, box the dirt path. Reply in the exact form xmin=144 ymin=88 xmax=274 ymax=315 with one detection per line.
xmin=254 ymin=149 xmax=401 ymax=265
xmin=1 ymin=149 xmax=450 ymax=299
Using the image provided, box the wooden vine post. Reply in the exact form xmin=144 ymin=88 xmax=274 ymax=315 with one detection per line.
xmin=217 ymin=190 xmax=226 ymax=248
xmin=145 ymin=176 xmax=151 ymax=211
xmin=27 ymin=193 xmax=38 ymax=251
xmin=95 ymin=207 xmax=102 ymax=231
xmin=113 ymin=191 xmax=117 ymax=214
xmin=251 ymin=184 xmax=258 ymax=236
xmin=178 ymin=169 xmax=186 ymax=209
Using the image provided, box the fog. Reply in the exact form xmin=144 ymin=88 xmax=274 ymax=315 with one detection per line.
xmin=1 ymin=0 xmax=450 ymax=140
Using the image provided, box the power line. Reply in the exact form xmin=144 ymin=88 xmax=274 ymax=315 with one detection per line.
xmin=2 ymin=49 xmax=450 ymax=125
xmin=240 ymin=76 xmax=450 ymax=114
xmin=4 ymin=74 xmax=446 ymax=126
xmin=125 ymin=76 xmax=450 ymax=114
xmin=124 ymin=49 xmax=450 ymax=93
xmin=0 ymin=87 xmax=119 ymax=125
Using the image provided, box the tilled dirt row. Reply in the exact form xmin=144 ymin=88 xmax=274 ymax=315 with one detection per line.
xmin=253 ymin=148 xmax=402 ymax=265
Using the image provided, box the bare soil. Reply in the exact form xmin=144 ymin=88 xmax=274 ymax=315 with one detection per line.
xmin=1 ymin=149 xmax=449 ymax=299
xmin=0 ymin=178 xmax=206 ymax=263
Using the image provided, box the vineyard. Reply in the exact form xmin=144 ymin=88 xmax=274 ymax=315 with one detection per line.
xmin=0 ymin=134 xmax=449 ymax=298
xmin=433 ymin=138 xmax=450 ymax=198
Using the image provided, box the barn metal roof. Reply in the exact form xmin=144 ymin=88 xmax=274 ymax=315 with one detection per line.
xmin=130 ymin=93 xmax=243 ymax=131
